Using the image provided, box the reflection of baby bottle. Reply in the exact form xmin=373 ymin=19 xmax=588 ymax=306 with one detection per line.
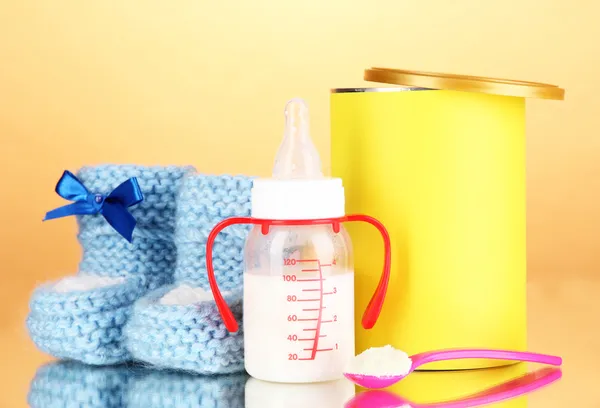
xmin=245 ymin=376 xmax=355 ymax=408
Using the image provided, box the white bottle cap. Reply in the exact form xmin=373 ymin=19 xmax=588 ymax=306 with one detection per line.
xmin=251 ymin=98 xmax=345 ymax=220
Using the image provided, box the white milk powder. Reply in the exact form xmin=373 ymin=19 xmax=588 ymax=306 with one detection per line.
xmin=346 ymin=344 xmax=413 ymax=377
xmin=244 ymin=271 xmax=354 ymax=383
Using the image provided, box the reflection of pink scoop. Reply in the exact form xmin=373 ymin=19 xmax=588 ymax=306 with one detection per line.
xmin=345 ymin=366 xmax=562 ymax=408
xmin=344 ymin=348 xmax=562 ymax=389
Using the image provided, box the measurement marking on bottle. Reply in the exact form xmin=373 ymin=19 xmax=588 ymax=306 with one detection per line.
xmin=298 ymin=335 xmax=326 ymax=341
xmin=285 ymin=258 xmax=338 ymax=362
xmin=310 ymin=260 xmax=325 ymax=360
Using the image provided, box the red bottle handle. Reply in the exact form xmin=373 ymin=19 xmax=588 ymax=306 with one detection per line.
xmin=206 ymin=216 xmax=255 ymax=332
xmin=342 ymin=214 xmax=391 ymax=330
xmin=205 ymin=214 xmax=391 ymax=333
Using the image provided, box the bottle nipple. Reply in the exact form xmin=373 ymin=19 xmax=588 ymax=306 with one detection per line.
xmin=272 ymin=98 xmax=324 ymax=180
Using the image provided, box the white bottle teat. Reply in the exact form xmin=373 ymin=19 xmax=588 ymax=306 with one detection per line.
xmin=251 ymin=97 xmax=345 ymax=220
xmin=272 ymin=98 xmax=323 ymax=180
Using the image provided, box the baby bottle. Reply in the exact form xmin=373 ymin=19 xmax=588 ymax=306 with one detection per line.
xmin=205 ymin=98 xmax=391 ymax=383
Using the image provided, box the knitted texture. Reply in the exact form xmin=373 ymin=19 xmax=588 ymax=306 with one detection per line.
xmin=127 ymin=368 xmax=247 ymax=408
xmin=27 ymin=165 xmax=195 ymax=365
xmin=125 ymin=285 xmax=245 ymax=374
xmin=28 ymin=361 xmax=136 ymax=408
xmin=27 ymin=277 xmax=146 ymax=364
xmin=173 ymin=174 xmax=252 ymax=290
xmin=124 ymin=174 xmax=252 ymax=374
xmin=76 ymin=165 xmax=195 ymax=290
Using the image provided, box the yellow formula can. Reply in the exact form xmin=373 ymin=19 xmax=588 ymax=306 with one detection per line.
xmin=331 ymin=68 xmax=564 ymax=370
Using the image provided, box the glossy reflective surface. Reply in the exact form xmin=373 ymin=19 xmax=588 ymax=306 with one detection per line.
xmin=3 ymin=279 xmax=599 ymax=407
xmin=26 ymin=363 xmax=562 ymax=408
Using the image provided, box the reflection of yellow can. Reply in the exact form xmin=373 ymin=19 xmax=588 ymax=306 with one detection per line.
xmin=331 ymin=69 xmax=564 ymax=370
xmin=374 ymin=364 xmax=528 ymax=407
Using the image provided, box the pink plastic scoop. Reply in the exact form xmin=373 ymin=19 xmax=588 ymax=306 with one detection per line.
xmin=343 ymin=348 xmax=562 ymax=389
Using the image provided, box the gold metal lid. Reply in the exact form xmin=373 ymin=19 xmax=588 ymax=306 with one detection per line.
xmin=364 ymin=68 xmax=565 ymax=100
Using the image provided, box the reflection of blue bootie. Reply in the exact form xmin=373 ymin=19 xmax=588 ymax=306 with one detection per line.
xmin=26 ymin=165 xmax=194 ymax=365
xmin=27 ymin=361 xmax=137 ymax=408
xmin=125 ymin=173 xmax=252 ymax=374
xmin=128 ymin=370 xmax=247 ymax=408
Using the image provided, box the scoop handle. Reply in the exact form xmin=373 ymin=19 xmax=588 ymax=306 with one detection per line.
xmin=206 ymin=216 xmax=255 ymax=332
xmin=411 ymin=348 xmax=563 ymax=370
xmin=343 ymin=214 xmax=391 ymax=330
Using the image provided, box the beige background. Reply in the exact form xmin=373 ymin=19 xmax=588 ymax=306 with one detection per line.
xmin=1 ymin=1 xmax=598 ymax=406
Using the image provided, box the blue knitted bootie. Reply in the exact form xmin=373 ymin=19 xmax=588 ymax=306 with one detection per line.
xmin=27 ymin=165 xmax=195 ymax=365
xmin=127 ymin=370 xmax=247 ymax=408
xmin=28 ymin=361 xmax=138 ymax=408
xmin=124 ymin=173 xmax=252 ymax=374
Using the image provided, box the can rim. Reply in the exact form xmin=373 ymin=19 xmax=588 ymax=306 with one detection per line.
xmin=330 ymin=87 xmax=431 ymax=93
xmin=364 ymin=68 xmax=565 ymax=100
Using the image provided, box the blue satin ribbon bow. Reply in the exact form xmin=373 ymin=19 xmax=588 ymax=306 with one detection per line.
xmin=44 ymin=170 xmax=144 ymax=243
